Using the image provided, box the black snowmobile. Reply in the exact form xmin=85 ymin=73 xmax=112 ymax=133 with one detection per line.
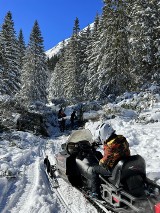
xmin=54 ymin=129 xmax=160 ymax=213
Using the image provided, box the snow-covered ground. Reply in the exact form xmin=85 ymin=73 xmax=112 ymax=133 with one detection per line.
xmin=0 ymin=91 xmax=160 ymax=213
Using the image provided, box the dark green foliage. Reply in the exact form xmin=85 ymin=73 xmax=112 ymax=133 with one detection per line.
xmin=20 ymin=20 xmax=49 ymax=105
xmin=47 ymin=55 xmax=59 ymax=72
xmin=73 ymin=17 xmax=80 ymax=35
xmin=17 ymin=111 xmax=49 ymax=136
xmin=18 ymin=29 xmax=26 ymax=72
xmin=0 ymin=11 xmax=20 ymax=95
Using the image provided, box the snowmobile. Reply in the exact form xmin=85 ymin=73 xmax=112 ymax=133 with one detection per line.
xmin=54 ymin=129 xmax=160 ymax=213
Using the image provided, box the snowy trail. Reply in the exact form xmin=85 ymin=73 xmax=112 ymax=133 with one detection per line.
xmin=45 ymin=135 xmax=103 ymax=213
xmin=0 ymin=178 xmax=17 ymax=213
xmin=1 ymin=157 xmax=40 ymax=213
xmin=1 ymin=103 xmax=160 ymax=213
xmin=0 ymin=137 xmax=62 ymax=213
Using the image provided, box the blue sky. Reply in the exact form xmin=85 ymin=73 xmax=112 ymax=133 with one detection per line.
xmin=0 ymin=0 xmax=103 ymax=51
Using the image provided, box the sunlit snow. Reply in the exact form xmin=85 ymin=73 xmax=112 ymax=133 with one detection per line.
xmin=0 ymin=91 xmax=160 ymax=213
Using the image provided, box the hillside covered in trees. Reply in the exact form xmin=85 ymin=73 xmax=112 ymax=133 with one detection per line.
xmin=0 ymin=0 xmax=160 ymax=115
xmin=47 ymin=0 xmax=160 ymax=104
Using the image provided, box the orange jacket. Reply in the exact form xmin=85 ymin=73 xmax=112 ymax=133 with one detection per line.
xmin=100 ymin=135 xmax=130 ymax=169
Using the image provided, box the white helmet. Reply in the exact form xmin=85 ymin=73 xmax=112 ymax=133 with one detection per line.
xmin=98 ymin=123 xmax=115 ymax=143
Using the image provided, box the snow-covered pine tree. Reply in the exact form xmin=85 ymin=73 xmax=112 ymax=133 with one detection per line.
xmin=81 ymin=24 xmax=92 ymax=74
xmin=0 ymin=11 xmax=20 ymax=95
xmin=62 ymin=36 xmax=78 ymax=103
xmin=48 ymin=40 xmax=66 ymax=101
xmin=0 ymin=38 xmax=5 ymax=94
xmin=20 ymin=20 xmax=48 ymax=105
xmin=61 ymin=17 xmax=84 ymax=103
xmin=84 ymin=13 xmax=102 ymax=100
xmin=96 ymin=0 xmax=132 ymax=98
xmin=18 ymin=29 xmax=26 ymax=74
xmin=77 ymin=25 xmax=92 ymax=101
xmin=128 ymin=0 xmax=159 ymax=87
xmin=0 ymin=32 xmax=5 ymax=95
xmin=151 ymin=0 xmax=160 ymax=84
xmin=70 ymin=17 xmax=84 ymax=102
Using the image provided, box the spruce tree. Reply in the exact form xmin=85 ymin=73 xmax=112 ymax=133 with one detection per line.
xmin=127 ymin=0 xmax=159 ymax=87
xmin=48 ymin=41 xmax=66 ymax=101
xmin=151 ymin=0 xmax=160 ymax=84
xmin=20 ymin=20 xmax=48 ymax=105
xmin=76 ymin=25 xmax=92 ymax=101
xmin=0 ymin=33 xmax=5 ymax=94
xmin=60 ymin=17 xmax=84 ymax=103
xmin=97 ymin=0 xmax=132 ymax=97
xmin=18 ymin=29 xmax=26 ymax=73
xmin=84 ymin=13 xmax=102 ymax=100
xmin=1 ymin=11 xmax=20 ymax=95
xmin=73 ymin=17 xmax=80 ymax=35
xmin=62 ymin=37 xmax=78 ymax=102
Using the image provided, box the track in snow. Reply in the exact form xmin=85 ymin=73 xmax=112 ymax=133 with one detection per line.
xmin=2 ymin=158 xmax=41 ymax=213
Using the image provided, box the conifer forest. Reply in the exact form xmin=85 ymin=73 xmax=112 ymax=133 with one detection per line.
xmin=0 ymin=0 xmax=160 ymax=107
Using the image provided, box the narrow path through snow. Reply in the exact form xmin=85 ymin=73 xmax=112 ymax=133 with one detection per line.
xmin=2 ymin=157 xmax=40 ymax=213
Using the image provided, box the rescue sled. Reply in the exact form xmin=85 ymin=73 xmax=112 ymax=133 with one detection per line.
xmin=55 ymin=129 xmax=160 ymax=213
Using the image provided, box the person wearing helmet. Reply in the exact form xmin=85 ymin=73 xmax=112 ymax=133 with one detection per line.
xmin=98 ymin=123 xmax=130 ymax=170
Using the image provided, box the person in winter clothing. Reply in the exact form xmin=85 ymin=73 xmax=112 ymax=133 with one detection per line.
xmin=58 ymin=108 xmax=64 ymax=120
xmin=70 ymin=110 xmax=77 ymax=128
xmin=84 ymin=123 xmax=130 ymax=199
xmin=98 ymin=123 xmax=130 ymax=170
xmin=44 ymin=155 xmax=51 ymax=173
xmin=76 ymin=141 xmax=111 ymax=199
xmin=58 ymin=108 xmax=66 ymax=132
xmin=58 ymin=108 xmax=62 ymax=118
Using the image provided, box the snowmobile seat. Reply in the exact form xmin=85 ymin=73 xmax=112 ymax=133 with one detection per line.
xmin=108 ymin=159 xmax=124 ymax=188
xmin=109 ymin=155 xmax=146 ymax=188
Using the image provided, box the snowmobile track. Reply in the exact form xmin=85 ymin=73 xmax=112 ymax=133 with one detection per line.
xmin=47 ymin=170 xmax=115 ymax=213
xmin=78 ymin=187 xmax=115 ymax=213
xmin=47 ymin=173 xmax=79 ymax=213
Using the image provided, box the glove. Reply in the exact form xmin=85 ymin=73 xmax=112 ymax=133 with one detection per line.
xmin=99 ymin=159 xmax=104 ymax=166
